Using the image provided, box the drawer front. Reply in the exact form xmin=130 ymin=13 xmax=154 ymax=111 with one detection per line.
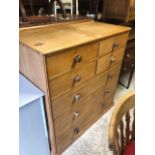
xmin=113 ymin=33 xmax=128 ymax=50
xmin=52 ymin=70 xmax=108 ymax=119
xmin=53 ymin=84 xmax=106 ymax=130
xmin=104 ymin=62 xmax=122 ymax=101
xmin=46 ymin=42 xmax=98 ymax=78
xmin=49 ymin=61 xmax=96 ymax=99
xmin=96 ymin=53 xmax=111 ymax=74
xmin=99 ymin=37 xmax=115 ymax=56
xmin=99 ymin=33 xmax=128 ymax=56
xmin=110 ymin=47 xmax=125 ymax=68
xmin=55 ymin=86 xmax=107 ymax=153
xmin=97 ymin=47 xmax=125 ymax=74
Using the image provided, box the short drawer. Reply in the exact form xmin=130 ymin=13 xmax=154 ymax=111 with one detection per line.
xmin=99 ymin=37 xmax=115 ymax=56
xmin=113 ymin=33 xmax=128 ymax=50
xmin=52 ymin=70 xmax=108 ymax=119
xmin=110 ymin=47 xmax=125 ymax=68
xmin=99 ymin=33 xmax=128 ymax=56
xmin=97 ymin=47 xmax=124 ymax=74
xmin=49 ymin=61 xmax=96 ymax=99
xmin=46 ymin=42 xmax=98 ymax=78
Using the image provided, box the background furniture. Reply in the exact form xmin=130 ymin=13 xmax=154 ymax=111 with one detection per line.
xmin=101 ymin=0 xmax=135 ymax=89
xmin=19 ymin=21 xmax=130 ymax=154
xmin=103 ymin=0 xmax=135 ymax=23
xmin=19 ymin=74 xmax=50 ymax=155
xmin=108 ymin=92 xmax=135 ymax=155
xmin=54 ymin=0 xmax=79 ymax=16
xmin=19 ymin=0 xmax=67 ymax=24
xmin=19 ymin=0 xmax=91 ymax=27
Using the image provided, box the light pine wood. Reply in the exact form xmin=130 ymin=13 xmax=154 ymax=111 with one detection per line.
xmin=48 ymin=61 xmax=96 ymax=99
xmin=96 ymin=53 xmax=111 ymax=74
xmin=52 ymin=70 xmax=108 ymax=119
xmin=19 ymin=44 xmax=57 ymax=153
xmin=108 ymin=92 xmax=135 ymax=155
xmin=19 ymin=21 xmax=130 ymax=55
xmin=46 ymin=42 xmax=98 ymax=79
xmin=99 ymin=36 xmax=115 ymax=56
xmin=55 ymin=84 xmax=112 ymax=153
xmin=19 ymin=44 xmax=46 ymax=92
xmin=19 ymin=21 xmax=130 ymax=154
xmin=97 ymin=46 xmax=125 ymax=75
xmin=104 ymin=62 xmax=122 ymax=102
xmin=99 ymin=33 xmax=128 ymax=56
xmin=113 ymin=33 xmax=128 ymax=50
xmin=110 ymin=47 xmax=125 ymax=67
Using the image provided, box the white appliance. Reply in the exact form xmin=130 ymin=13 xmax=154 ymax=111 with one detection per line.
xmin=19 ymin=74 xmax=50 ymax=155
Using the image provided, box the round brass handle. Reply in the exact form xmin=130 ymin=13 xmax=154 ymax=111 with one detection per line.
xmin=110 ymin=57 xmax=116 ymax=63
xmin=113 ymin=42 xmax=119 ymax=49
xmin=74 ymin=128 xmax=79 ymax=134
xmin=74 ymin=55 xmax=82 ymax=63
xmin=105 ymin=89 xmax=110 ymax=94
xmin=73 ymin=93 xmax=81 ymax=102
xmin=74 ymin=75 xmax=81 ymax=83
xmin=74 ymin=111 xmax=80 ymax=118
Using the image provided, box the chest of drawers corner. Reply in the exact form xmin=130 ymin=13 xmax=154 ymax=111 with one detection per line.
xmin=19 ymin=21 xmax=130 ymax=154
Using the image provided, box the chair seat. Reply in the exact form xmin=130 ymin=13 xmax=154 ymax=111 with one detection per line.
xmin=123 ymin=140 xmax=135 ymax=155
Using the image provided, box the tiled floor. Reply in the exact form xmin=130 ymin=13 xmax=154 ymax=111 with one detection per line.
xmin=63 ymin=74 xmax=135 ymax=155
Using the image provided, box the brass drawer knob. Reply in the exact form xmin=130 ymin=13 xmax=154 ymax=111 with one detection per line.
xmin=74 ymin=111 xmax=80 ymax=118
xmin=110 ymin=57 xmax=116 ymax=63
xmin=113 ymin=42 xmax=119 ymax=49
xmin=73 ymin=93 xmax=81 ymax=102
xmin=74 ymin=128 xmax=80 ymax=134
xmin=108 ymin=74 xmax=113 ymax=79
xmin=74 ymin=75 xmax=81 ymax=83
xmin=105 ymin=89 xmax=110 ymax=94
xmin=74 ymin=55 xmax=82 ymax=63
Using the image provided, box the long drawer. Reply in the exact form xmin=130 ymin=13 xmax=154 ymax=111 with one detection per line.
xmin=53 ymin=82 xmax=106 ymax=130
xmin=54 ymin=62 xmax=122 ymax=152
xmin=55 ymin=84 xmax=117 ymax=153
xmin=52 ymin=69 xmax=109 ymax=119
xmin=55 ymin=85 xmax=107 ymax=152
xmin=49 ymin=61 xmax=96 ymax=99
xmin=46 ymin=42 xmax=98 ymax=79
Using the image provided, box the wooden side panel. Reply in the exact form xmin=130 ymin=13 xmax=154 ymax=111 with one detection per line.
xmin=19 ymin=44 xmax=57 ymax=153
xmin=19 ymin=44 xmax=46 ymax=92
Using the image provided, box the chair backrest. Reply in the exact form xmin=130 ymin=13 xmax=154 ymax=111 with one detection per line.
xmin=54 ymin=0 xmax=79 ymax=16
xmin=108 ymin=92 xmax=135 ymax=155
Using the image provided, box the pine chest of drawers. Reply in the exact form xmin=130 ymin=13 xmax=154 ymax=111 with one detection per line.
xmin=19 ymin=21 xmax=130 ymax=154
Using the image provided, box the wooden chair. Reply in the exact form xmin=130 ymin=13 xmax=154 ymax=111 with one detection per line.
xmin=54 ymin=0 xmax=79 ymax=17
xmin=108 ymin=92 xmax=135 ymax=155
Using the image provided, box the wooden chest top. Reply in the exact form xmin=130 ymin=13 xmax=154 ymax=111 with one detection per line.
xmin=19 ymin=21 xmax=130 ymax=55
